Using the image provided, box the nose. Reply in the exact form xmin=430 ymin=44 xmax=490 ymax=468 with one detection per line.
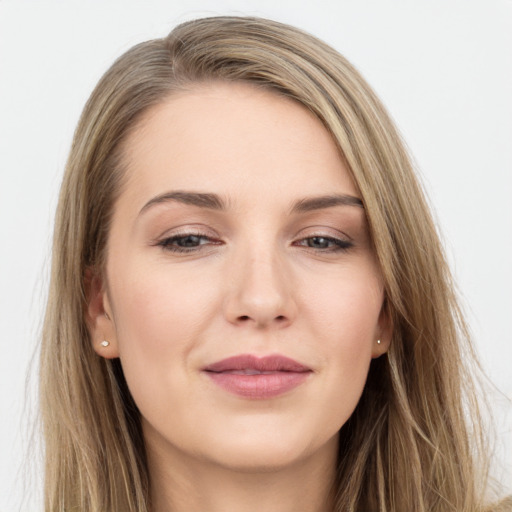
xmin=223 ymin=246 xmax=297 ymax=329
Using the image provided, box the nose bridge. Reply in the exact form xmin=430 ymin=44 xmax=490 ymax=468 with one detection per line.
xmin=225 ymin=235 xmax=295 ymax=327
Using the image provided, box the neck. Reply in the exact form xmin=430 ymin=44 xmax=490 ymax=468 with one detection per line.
xmin=146 ymin=431 xmax=338 ymax=512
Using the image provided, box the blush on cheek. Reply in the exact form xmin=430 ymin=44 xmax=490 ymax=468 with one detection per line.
xmin=113 ymin=264 xmax=220 ymax=365
xmin=315 ymin=288 xmax=381 ymax=340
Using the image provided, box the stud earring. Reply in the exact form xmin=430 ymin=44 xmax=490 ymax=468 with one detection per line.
xmin=377 ymin=339 xmax=381 ymax=345
xmin=101 ymin=340 xmax=110 ymax=347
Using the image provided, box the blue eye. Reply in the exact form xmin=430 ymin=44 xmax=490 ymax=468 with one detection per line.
xmin=158 ymin=234 xmax=214 ymax=253
xmin=156 ymin=233 xmax=352 ymax=255
xmin=296 ymin=236 xmax=353 ymax=252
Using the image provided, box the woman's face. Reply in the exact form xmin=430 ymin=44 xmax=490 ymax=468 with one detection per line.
xmin=90 ymin=82 xmax=390 ymax=472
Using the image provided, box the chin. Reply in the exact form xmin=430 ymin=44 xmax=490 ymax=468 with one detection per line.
xmin=207 ymin=442 xmax=310 ymax=473
xmin=197 ymin=422 xmax=336 ymax=473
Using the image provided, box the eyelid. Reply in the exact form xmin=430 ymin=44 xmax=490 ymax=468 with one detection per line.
xmin=152 ymin=224 xmax=355 ymax=255
xmin=292 ymin=235 xmax=353 ymax=252
xmin=152 ymin=223 xmax=220 ymax=242
xmin=290 ymin=224 xmax=355 ymax=253
xmin=292 ymin=225 xmax=354 ymax=242
xmin=156 ymin=232 xmax=222 ymax=255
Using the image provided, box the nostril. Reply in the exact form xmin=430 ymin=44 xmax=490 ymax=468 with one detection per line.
xmin=236 ymin=314 xmax=287 ymax=323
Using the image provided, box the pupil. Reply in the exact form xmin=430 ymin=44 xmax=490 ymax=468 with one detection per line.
xmin=179 ymin=235 xmax=200 ymax=247
xmin=309 ymin=237 xmax=328 ymax=248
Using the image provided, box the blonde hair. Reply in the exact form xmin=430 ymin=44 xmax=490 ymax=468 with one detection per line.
xmin=40 ymin=16 xmax=504 ymax=511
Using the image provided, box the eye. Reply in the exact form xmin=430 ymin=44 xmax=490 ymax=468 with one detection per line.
xmin=157 ymin=233 xmax=219 ymax=253
xmin=294 ymin=235 xmax=353 ymax=252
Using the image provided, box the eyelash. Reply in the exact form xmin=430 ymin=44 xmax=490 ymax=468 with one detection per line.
xmin=157 ymin=233 xmax=220 ymax=253
xmin=293 ymin=236 xmax=353 ymax=252
xmin=156 ymin=232 xmax=353 ymax=254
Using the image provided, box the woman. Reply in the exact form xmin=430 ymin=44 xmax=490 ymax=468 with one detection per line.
xmin=39 ymin=16 xmax=508 ymax=511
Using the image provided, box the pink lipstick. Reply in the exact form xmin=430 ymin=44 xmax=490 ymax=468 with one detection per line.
xmin=203 ymin=354 xmax=312 ymax=399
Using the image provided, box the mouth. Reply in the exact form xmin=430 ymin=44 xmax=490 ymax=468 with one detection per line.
xmin=203 ymin=354 xmax=312 ymax=399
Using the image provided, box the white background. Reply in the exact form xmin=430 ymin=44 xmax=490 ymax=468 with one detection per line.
xmin=1 ymin=0 xmax=511 ymax=509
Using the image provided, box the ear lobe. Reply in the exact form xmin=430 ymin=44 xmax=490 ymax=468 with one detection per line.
xmin=372 ymin=298 xmax=393 ymax=359
xmin=84 ymin=267 xmax=119 ymax=359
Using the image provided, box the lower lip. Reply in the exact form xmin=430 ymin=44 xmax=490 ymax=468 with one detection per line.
xmin=205 ymin=371 xmax=311 ymax=399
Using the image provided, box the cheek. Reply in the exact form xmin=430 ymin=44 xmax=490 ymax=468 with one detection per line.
xmin=108 ymin=261 xmax=221 ymax=408
xmin=112 ymin=261 xmax=217 ymax=351
xmin=301 ymin=262 xmax=383 ymax=346
xmin=299 ymin=264 xmax=382 ymax=408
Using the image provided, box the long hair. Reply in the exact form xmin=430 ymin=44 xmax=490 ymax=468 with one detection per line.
xmin=40 ymin=16 xmax=500 ymax=511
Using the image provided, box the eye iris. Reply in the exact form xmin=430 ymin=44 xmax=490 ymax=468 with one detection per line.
xmin=308 ymin=236 xmax=330 ymax=248
xmin=178 ymin=235 xmax=202 ymax=247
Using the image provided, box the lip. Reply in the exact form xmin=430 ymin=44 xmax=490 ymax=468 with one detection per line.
xmin=203 ymin=354 xmax=312 ymax=399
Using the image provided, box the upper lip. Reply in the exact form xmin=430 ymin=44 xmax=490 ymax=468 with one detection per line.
xmin=203 ymin=354 xmax=311 ymax=373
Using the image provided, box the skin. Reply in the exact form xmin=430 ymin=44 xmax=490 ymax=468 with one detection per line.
xmin=88 ymin=82 xmax=391 ymax=512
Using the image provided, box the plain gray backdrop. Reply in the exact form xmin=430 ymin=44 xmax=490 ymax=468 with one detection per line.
xmin=1 ymin=1 xmax=511 ymax=509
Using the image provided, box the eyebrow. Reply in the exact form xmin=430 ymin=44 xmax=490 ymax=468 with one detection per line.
xmin=290 ymin=194 xmax=363 ymax=213
xmin=139 ymin=191 xmax=226 ymax=215
xmin=139 ymin=190 xmax=363 ymax=216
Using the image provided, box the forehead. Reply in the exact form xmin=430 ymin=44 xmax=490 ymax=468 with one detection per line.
xmin=117 ymin=82 xmax=358 ymax=213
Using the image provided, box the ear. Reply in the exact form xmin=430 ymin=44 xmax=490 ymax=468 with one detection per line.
xmin=372 ymin=298 xmax=393 ymax=359
xmin=84 ymin=267 xmax=119 ymax=359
